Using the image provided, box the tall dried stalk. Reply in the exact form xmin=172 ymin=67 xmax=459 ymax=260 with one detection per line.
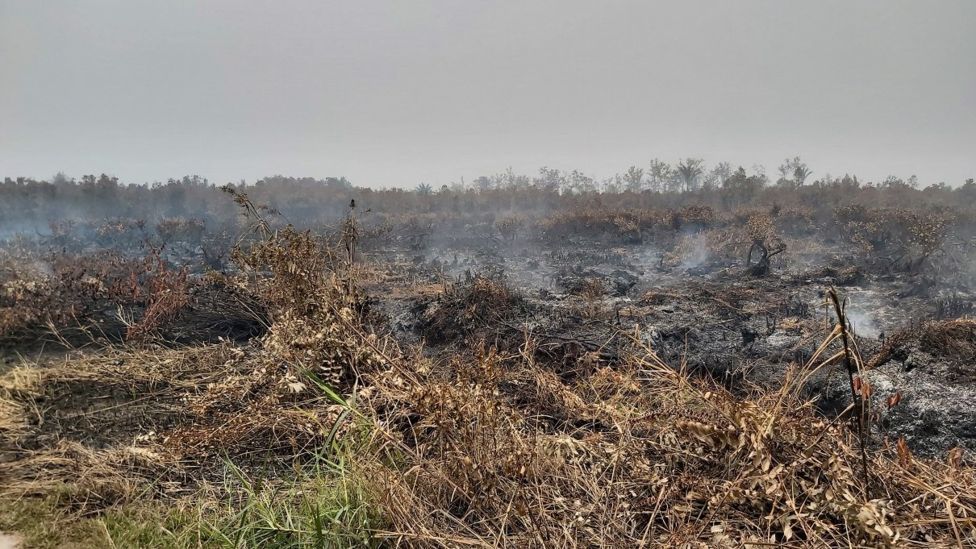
xmin=827 ymin=287 xmax=871 ymax=493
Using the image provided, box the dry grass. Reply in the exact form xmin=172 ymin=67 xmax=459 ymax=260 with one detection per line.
xmin=919 ymin=319 xmax=976 ymax=361
xmin=1 ymin=206 xmax=975 ymax=547
xmin=356 ymin=321 xmax=976 ymax=547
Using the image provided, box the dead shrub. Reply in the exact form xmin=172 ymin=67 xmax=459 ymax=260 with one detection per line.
xmin=155 ymin=217 xmax=205 ymax=246
xmin=0 ymin=250 xmax=145 ymax=346
xmin=356 ymin=321 xmax=976 ymax=546
xmin=576 ymin=277 xmax=605 ymax=317
xmin=774 ymin=205 xmax=816 ymax=236
xmin=745 ymin=212 xmax=787 ymax=276
xmin=835 ymin=206 xmax=954 ymax=274
xmin=496 ymin=215 xmax=525 ymax=241
xmin=233 ymin=226 xmax=383 ymax=387
xmin=674 ymin=204 xmax=716 ymax=229
xmin=416 ymin=271 xmax=525 ymax=345
xmin=94 ymin=218 xmax=148 ymax=249
xmin=124 ymin=251 xmax=190 ymax=341
xmin=538 ymin=208 xmax=646 ymax=243
xmin=919 ymin=318 xmax=976 ymax=362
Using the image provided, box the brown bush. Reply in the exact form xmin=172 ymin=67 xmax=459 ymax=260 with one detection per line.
xmin=417 ymin=272 xmax=525 ymax=345
xmin=155 ymin=217 xmax=205 ymax=246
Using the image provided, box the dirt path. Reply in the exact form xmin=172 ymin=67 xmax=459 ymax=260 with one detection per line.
xmin=0 ymin=533 xmax=21 ymax=549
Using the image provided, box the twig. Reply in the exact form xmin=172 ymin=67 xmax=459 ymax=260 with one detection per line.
xmin=827 ymin=287 xmax=871 ymax=495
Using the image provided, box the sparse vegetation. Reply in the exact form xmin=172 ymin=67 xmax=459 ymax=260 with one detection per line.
xmin=2 ymin=171 xmax=976 ymax=546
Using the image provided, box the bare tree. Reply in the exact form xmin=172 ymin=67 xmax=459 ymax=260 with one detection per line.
xmin=647 ymin=159 xmax=674 ymax=193
xmin=535 ymin=167 xmax=564 ymax=193
xmin=566 ymin=170 xmax=596 ymax=194
xmin=623 ymin=165 xmax=644 ymax=192
xmin=708 ymin=162 xmax=732 ymax=188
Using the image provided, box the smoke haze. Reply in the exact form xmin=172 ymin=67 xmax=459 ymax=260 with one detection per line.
xmin=1 ymin=0 xmax=974 ymax=187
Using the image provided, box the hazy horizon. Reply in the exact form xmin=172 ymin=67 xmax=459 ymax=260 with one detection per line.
xmin=2 ymin=1 xmax=974 ymax=188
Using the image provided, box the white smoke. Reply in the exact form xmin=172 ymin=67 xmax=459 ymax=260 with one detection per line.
xmin=846 ymin=306 xmax=881 ymax=339
xmin=680 ymin=232 xmax=709 ymax=270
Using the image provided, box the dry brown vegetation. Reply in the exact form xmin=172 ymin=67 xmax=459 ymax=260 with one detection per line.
xmin=2 ymin=196 xmax=976 ymax=547
xmin=2 ymin=178 xmax=976 ymax=547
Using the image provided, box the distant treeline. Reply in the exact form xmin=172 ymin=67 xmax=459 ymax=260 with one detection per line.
xmin=2 ymin=163 xmax=975 ymax=233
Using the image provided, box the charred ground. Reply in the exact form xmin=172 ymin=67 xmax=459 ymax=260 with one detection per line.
xmin=2 ymin=175 xmax=976 ymax=546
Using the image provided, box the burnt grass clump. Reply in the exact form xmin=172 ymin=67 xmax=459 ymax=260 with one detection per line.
xmin=2 ymin=177 xmax=976 ymax=545
xmin=414 ymin=271 xmax=530 ymax=346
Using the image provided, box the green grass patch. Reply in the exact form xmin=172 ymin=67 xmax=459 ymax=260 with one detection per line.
xmin=1 ymin=450 xmax=384 ymax=548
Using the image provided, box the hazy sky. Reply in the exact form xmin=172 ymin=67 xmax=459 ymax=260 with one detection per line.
xmin=1 ymin=1 xmax=973 ymax=187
